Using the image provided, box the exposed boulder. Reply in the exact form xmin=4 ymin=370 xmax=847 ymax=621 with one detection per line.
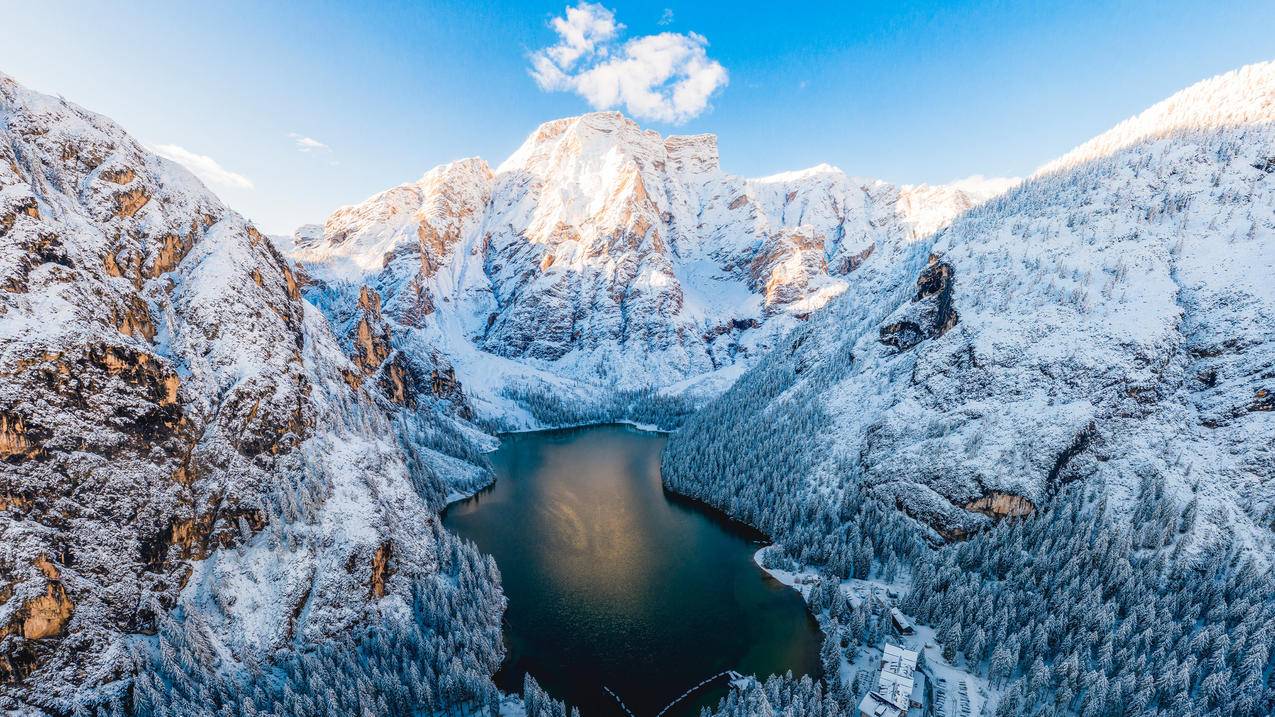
xmin=878 ymin=255 xmax=958 ymax=351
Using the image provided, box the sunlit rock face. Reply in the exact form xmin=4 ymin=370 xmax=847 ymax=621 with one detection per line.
xmin=0 ymin=72 xmax=491 ymax=711
xmin=291 ymin=112 xmax=1010 ymax=411
xmin=0 ymin=71 xmax=305 ymax=694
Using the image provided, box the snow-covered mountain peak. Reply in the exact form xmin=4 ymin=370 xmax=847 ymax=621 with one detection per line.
xmin=1038 ymin=60 xmax=1275 ymax=176
xmin=420 ymin=155 xmax=493 ymax=185
xmin=415 ymin=156 xmax=493 ymax=224
xmin=290 ymin=110 xmax=1010 ymax=417
xmin=291 ymin=157 xmax=493 ymax=282
xmin=1 ymin=71 xmax=502 ymax=709
xmin=671 ymin=60 xmax=1275 ymax=562
xmin=892 ymin=180 xmax=1016 ymax=240
xmin=496 ymin=110 xmax=658 ymax=176
xmin=929 ymin=174 xmax=1022 ymax=200
xmin=750 ymin=163 xmax=846 ymax=184
xmin=292 ymin=222 xmax=324 ymax=248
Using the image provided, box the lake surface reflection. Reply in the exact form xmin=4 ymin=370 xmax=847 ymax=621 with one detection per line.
xmin=442 ymin=425 xmax=822 ymax=717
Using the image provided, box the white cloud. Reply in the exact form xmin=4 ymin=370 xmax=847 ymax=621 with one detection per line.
xmin=543 ymin=1 xmax=620 ymax=70
xmin=658 ymin=8 xmax=673 ymax=25
xmin=288 ymin=133 xmax=330 ymax=153
xmin=150 ymin=144 xmax=254 ymax=190
xmin=530 ymin=2 xmax=727 ymax=124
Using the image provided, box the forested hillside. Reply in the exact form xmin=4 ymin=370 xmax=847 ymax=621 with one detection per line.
xmin=665 ymin=62 xmax=1275 ymax=717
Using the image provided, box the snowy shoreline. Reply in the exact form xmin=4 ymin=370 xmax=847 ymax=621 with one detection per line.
xmin=752 ymin=545 xmax=810 ymax=596
xmin=753 ymin=545 xmax=997 ymax=716
xmin=494 ymin=418 xmax=672 ymax=436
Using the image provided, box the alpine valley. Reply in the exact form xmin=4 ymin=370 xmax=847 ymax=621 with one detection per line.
xmin=1 ymin=58 xmax=1273 ymax=717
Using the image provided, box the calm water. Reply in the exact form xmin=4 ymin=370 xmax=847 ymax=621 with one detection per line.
xmin=442 ymin=425 xmax=822 ymax=717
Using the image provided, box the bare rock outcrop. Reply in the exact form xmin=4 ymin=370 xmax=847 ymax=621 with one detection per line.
xmin=879 ymin=255 xmax=958 ymax=351
xmin=963 ymin=492 xmax=1036 ymax=519
xmin=354 ymin=286 xmax=392 ymax=374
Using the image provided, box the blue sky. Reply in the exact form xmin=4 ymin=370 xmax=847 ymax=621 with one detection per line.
xmin=2 ymin=1 xmax=1272 ymax=234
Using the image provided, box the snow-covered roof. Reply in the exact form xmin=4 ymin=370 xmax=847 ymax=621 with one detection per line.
xmin=882 ymin=644 xmax=918 ymax=674
xmin=874 ymin=643 xmax=920 ymax=710
xmin=858 ymin=691 xmax=905 ymax=717
xmin=890 ymin=607 xmax=914 ymax=630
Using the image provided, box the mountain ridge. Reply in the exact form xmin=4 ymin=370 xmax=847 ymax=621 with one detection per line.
xmin=289 ymin=110 xmax=1014 ymax=426
xmin=665 ymin=59 xmax=1275 ymax=556
xmin=0 ymin=70 xmax=500 ymax=713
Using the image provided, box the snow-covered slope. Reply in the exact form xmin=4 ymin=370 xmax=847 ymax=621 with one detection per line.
xmin=1038 ymin=62 xmax=1275 ymax=175
xmin=0 ymin=73 xmax=498 ymax=712
xmin=291 ymin=112 xmax=1012 ymax=424
xmin=665 ymin=61 xmax=1275 ymax=556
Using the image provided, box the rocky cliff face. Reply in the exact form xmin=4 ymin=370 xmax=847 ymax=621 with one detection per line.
xmin=291 ymin=112 xmax=1011 ymax=422
xmin=0 ymin=73 xmax=493 ymax=712
xmin=665 ymin=62 xmax=1275 ymax=553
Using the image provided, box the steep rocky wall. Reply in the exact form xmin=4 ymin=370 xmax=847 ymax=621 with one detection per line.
xmin=0 ymin=73 xmax=494 ymax=714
